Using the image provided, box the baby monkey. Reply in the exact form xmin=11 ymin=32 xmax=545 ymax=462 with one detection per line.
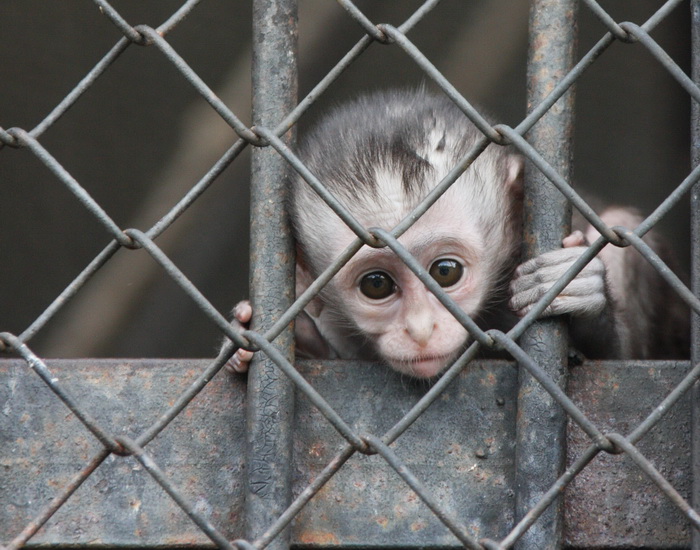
xmin=229 ymin=89 xmax=688 ymax=378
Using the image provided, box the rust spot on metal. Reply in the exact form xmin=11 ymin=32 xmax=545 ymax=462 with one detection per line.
xmin=375 ymin=516 xmax=390 ymax=528
xmin=353 ymin=480 xmax=366 ymax=491
xmin=481 ymin=372 xmax=498 ymax=387
xmin=446 ymin=443 xmax=462 ymax=455
xmin=298 ymin=530 xmax=340 ymax=545
xmin=308 ymin=442 xmax=324 ymax=458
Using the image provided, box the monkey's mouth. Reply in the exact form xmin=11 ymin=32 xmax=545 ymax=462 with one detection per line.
xmin=387 ymin=352 xmax=456 ymax=379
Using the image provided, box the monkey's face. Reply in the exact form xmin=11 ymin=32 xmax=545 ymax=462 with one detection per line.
xmin=326 ymin=201 xmax=492 ymax=379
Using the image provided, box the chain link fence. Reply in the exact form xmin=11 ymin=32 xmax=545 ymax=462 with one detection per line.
xmin=1 ymin=1 xmax=699 ymax=548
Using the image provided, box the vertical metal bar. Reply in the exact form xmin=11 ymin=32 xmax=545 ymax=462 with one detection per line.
xmin=515 ymin=1 xmax=577 ymax=549
xmin=246 ymin=1 xmax=298 ymax=549
xmin=691 ymin=3 xmax=700 ymax=549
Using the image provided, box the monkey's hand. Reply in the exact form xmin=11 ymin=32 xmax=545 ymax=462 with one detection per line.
xmin=509 ymin=230 xmax=607 ymax=318
xmin=223 ymin=300 xmax=254 ymax=374
xmin=223 ymin=300 xmax=336 ymax=373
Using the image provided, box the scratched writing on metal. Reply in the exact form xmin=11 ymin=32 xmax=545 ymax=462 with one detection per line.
xmin=249 ymin=361 xmax=281 ymax=498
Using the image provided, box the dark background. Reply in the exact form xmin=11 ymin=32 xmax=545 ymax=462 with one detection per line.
xmin=0 ymin=1 xmax=691 ymax=358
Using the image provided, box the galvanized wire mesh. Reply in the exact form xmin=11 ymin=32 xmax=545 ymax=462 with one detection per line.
xmin=1 ymin=1 xmax=699 ymax=549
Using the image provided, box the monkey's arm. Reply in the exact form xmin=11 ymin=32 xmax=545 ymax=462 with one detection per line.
xmin=509 ymin=230 xmax=624 ymax=358
xmin=509 ymin=207 xmax=689 ymax=359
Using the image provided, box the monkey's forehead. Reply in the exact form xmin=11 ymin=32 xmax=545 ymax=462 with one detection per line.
xmin=309 ymin=194 xmax=485 ymax=257
xmin=296 ymin=91 xmax=510 ymax=200
xmin=299 ymin=89 xmax=487 ymax=155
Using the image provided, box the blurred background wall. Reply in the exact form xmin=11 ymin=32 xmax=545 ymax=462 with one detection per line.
xmin=0 ymin=1 xmax=691 ymax=358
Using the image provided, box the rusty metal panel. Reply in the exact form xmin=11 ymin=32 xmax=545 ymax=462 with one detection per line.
xmin=566 ymin=361 xmax=692 ymax=548
xmin=292 ymin=360 xmax=518 ymax=546
xmin=0 ymin=359 xmax=248 ymax=546
xmin=0 ymin=359 xmax=692 ymax=548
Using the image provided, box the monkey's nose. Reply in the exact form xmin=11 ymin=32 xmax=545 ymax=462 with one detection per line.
xmin=405 ymin=314 xmax=436 ymax=347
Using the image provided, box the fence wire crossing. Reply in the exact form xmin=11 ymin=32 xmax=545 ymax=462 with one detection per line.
xmin=1 ymin=0 xmax=700 ymax=549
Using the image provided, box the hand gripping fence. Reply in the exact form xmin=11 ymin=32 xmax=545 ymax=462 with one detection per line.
xmin=1 ymin=1 xmax=700 ymax=549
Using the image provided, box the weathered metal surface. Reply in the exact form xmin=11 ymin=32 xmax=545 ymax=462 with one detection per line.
xmin=292 ymin=360 xmax=518 ymax=546
xmin=0 ymin=359 xmax=247 ymax=546
xmin=247 ymin=0 xmax=298 ymax=547
xmin=0 ymin=358 xmax=693 ymax=548
xmin=565 ymin=362 xmax=692 ymax=548
xmin=516 ymin=1 xmax=578 ymax=548
xmin=690 ymin=3 xmax=700 ymax=550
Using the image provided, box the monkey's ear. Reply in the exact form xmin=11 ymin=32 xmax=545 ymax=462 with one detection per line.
xmin=295 ymin=309 xmax=334 ymax=359
xmin=506 ymin=154 xmax=524 ymax=200
xmin=294 ymin=250 xmax=333 ymax=359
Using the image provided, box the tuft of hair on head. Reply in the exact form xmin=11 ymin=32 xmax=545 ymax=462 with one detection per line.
xmin=290 ymin=89 xmax=519 ymax=274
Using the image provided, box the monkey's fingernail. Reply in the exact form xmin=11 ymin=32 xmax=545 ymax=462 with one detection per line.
xmin=234 ymin=301 xmax=253 ymax=322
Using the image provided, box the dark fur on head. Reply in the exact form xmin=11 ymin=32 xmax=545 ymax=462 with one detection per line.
xmin=291 ymin=89 xmax=521 ymax=277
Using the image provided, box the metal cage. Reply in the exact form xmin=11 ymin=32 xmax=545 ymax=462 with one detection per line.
xmin=1 ymin=1 xmax=699 ymax=549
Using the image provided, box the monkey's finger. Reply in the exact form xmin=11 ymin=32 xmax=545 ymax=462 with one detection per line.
xmin=513 ymin=292 xmax=607 ymax=318
xmin=562 ymin=230 xmax=587 ymax=248
xmin=512 ymin=261 xmax=604 ymax=295
xmin=510 ymin=275 xmax=605 ymax=314
xmin=233 ymin=300 xmax=253 ymax=324
xmin=560 ymin=275 xmax=606 ymax=295
xmin=514 ymin=247 xmax=597 ymax=277
xmin=511 ymin=273 xmax=605 ymax=305
xmin=224 ymin=349 xmax=254 ymax=374
xmin=541 ymin=293 xmax=607 ymax=317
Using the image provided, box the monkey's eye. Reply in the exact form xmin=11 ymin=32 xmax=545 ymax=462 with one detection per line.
xmin=359 ymin=271 xmax=396 ymax=300
xmin=429 ymin=259 xmax=464 ymax=288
